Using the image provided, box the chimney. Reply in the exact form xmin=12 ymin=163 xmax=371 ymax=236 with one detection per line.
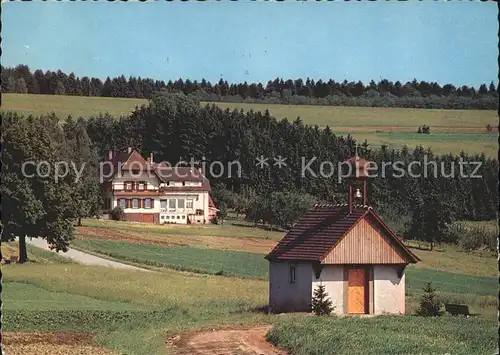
xmin=127 ymin=147 xmax=132 ymax=154
xmin=108 ymin=150 xmax=113 ymax=160
xmin=150 ymin=153 xmax=154 ymax=164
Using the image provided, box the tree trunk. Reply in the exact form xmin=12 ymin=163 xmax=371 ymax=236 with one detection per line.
xmin=430 ymin=240 xmax=434 ymax=251
xmin=77 ymin=217 xmax=82 ymax=226
xmin=18 ymin=235 xmax=28 ymax=263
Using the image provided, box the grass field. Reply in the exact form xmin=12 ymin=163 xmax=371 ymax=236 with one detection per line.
xmin=82 ymin=218 xmax=286 ymax=240
xmin=1 ymin=93 xmax=147 ymax=119
xmin=267 ymin=314 xmax=498 ymax=355
xmin=3 ymin=262 xmax=271 ymax=354
xmin=2 ymin=93 xmax=497 ymax=157
xmin=70 ymin=238 xmax=497 ymax=299
xmin=1 ymin=241 xmax=72 ymax=264
xmin=77 ymin=218 xmax=498 ymax=277
xmin=72 ymin=238 xmax=268 ymax=278
xmin=3 ymin=216 xmax=498 ymax=354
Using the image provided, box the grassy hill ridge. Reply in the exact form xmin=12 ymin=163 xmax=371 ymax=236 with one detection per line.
xmin=2 ymin=93 xmax=496 ymax=156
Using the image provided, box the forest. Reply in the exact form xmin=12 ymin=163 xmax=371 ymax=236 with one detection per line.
xmin=2 ymin=64 xmax=498 ymax=110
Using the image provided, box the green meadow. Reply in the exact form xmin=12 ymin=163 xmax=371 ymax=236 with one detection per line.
xmin=2 ymin=93 xmax=496 ymax=157
xmin=2 ymin=216 xmax=497 ymax=354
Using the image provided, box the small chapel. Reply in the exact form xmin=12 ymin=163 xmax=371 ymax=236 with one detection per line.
xmin=265 ymin=154 xmax=420 ymax=315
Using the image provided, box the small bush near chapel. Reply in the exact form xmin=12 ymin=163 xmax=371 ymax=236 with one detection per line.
xmin=311 ymin=284 xmax=335 ymax=316
xmin=416 ymin=282 xmax=442 ymax=317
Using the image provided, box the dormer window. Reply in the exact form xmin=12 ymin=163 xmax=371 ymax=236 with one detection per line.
xmin=125 ymin=182 xmax=132 ymax=191
xmin=138 ymin=182 xmax=145 ymax=191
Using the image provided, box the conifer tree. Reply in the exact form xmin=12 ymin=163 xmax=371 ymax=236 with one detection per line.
xmin=416 ymin=282 xmax=442 ymax=317
xmin=311 ymin=283 xmax=334 ymax=316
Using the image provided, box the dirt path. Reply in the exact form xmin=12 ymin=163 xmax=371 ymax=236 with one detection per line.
xmin=24 ymin=237 xmax=150 ymax=272
xmin=2 ymin=332 xmax=114 ymax=355
xmin=167 ymin=325 xmax=287 ymax=355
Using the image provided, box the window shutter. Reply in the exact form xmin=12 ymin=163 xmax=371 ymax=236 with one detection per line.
xmin=127 ymin=199 xmax=131 ymax=208
xmin=117 ymin=198 xmax=120 ymax=207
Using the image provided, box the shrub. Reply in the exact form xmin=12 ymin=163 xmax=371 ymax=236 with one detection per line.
xmin=311 ymin=284 xmax=334 ymax=316
xmin=416 ymin=282 xmax=442 ymax=317
xmin=216 ymin=202 xmax=228 ymax=224
xmin=447 ymin=222 xmax=496 ymax=252
xmin=486 ymin=124 xmax=492 ymax=133
xmin=458 ymin=229 xmax=484 ymax=251
xmin=110 ymin=206 xmax=124 ymax=221
xmin=444 ymin=222 xmax=465 ymax=244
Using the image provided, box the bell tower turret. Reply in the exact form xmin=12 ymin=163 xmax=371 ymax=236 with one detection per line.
xmin=344 ymin=148 xmax=372 ymax=213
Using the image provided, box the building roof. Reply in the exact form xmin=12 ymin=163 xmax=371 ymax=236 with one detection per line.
xmin=343 ymin=155 xmax=374 ymax=179
xmin=101 ymin=149 xmax=151 ymax=180
xmin=265 ymin=203 xmax=419 ymax=263
xmin=101 ymin=149 xmax=211 ymax=191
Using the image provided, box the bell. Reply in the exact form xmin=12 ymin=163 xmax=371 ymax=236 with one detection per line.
xmin=355 ymin=188 xmax=362 ymax=199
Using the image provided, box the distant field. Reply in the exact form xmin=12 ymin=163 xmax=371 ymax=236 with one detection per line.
xmin=2 ymin=93 xmax=497 ymax=156
xmin=212 ymin=102 xmax=497 ymax=157
xmin=78 ymin=218 xmax=498 ymax=277
xmin=1 ymin=93 xmax=147 ymax=119
xmin=83 ymin=218 xmax=285 ymax=241
xmin=211 ymin=101 xmax=496 ymax=130
xmin=72 ymin=238 xmax=268 ymax=279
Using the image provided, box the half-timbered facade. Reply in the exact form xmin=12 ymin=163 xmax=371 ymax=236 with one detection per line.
xmin=265 ymin=155 xmax=420 ymax=315
xmin=101 ymin=148 xmax=217 ymax=224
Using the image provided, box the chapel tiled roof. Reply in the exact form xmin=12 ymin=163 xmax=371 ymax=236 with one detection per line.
xmin=265 ymin=203 xmax=419 ymax=263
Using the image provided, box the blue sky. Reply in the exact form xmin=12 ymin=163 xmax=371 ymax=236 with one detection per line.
xmin=2 ymin=1 xmax=498 ymax=88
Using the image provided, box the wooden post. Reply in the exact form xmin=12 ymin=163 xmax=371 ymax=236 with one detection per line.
xmin=363 ymin=180 xmax=367 ymax=205
xmin=348 ymin=184 xmax=353 ymax=213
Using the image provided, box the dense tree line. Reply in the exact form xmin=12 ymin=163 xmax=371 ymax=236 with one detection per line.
xmin=2 ymin=64 xmax=498 ymax=109
xmin=0 ymin=113 xmax=102 ymax=262
xmin=84 ymin=92 xmax=498 ymax=230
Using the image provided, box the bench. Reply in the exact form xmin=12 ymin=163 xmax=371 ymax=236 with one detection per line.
xmin=445 ymin=303 xmax=470 ymax=316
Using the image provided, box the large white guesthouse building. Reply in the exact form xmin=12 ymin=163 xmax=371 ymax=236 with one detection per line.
xmin=101 ymin=148 xmax=218 ymax=224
